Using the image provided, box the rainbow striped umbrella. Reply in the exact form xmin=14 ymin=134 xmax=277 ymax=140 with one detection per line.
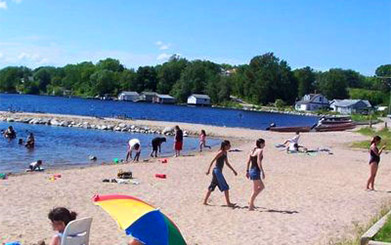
xmin=93 ymin=194 xmax=186 ymax=245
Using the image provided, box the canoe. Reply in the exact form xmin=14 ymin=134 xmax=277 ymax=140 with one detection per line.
xmin=314 ymin=123 xmax=356 ymax=132
xmin=268 ymin=126 xmax=311 ymax=132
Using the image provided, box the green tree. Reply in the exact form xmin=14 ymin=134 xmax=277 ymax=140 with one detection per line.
xmin=90 ymin=70 xmax=116 ymax=96
xmin=96 ymin=58 xmax=124 ymax=72
xmin=156 ymin=56 xmax=188 ymax=94
xmin=294 ymin=66 xmax=315 ymax=98
xmin=246 ymin=53 xmax=297 ymax=104
xmin=317 ymin=69 xmax=349 ymax=99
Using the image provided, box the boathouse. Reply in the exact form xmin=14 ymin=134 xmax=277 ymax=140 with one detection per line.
xmin=187 ymin=94 xmax=211 ymax=106
xmin=153 ymin=94 xmax=176 ymax=104
xmin=118 ymin=91 xmax=140 ymax=102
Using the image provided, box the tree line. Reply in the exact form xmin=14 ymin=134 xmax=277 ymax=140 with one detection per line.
xmin=0 ymin=53 xmax=390 ymax=106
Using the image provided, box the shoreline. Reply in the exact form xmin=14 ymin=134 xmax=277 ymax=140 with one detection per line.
xmin=1 ymin=112 xmax=391 ymax=244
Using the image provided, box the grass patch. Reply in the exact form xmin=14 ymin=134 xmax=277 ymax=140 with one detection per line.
xmin=352 ymin=127 xmax=391 ymax=150
xmin=351 ymin=114 xmax=379 ymax=122
xmin=333 ymin=204 xmax=391 ymax=245
xmin=374 ymin=214 xmax=391 ymax=242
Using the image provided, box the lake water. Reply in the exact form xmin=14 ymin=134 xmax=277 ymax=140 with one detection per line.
xmin=0 ymin=121 xmax=221 ymax=173
xmin=0 ymin=94 xmax=319 ymax=130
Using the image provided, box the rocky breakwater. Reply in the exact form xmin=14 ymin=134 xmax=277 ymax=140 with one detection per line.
xmin=0 ymin=114 xmax=190 ymax=137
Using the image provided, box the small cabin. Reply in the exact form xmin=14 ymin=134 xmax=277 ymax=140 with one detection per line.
xmin=295 ymin=94 xmax=329 ymax=111
xmin=139 ymin=92 xmax=157 ymax=102
xmin=187 ymin=94 xmax=211 ymax=106
xmin=153 ymin=94 xmax=176 ymax=104
xmin=118 ymin=91 xmax=140 ymax=102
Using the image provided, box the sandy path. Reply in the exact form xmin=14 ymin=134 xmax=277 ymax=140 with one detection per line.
xmin=0 ymin=113 xmax=391 ymax=245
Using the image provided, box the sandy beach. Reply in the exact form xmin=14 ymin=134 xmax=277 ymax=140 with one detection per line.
xmin=1 ymin=112 xmax=391 ymax=245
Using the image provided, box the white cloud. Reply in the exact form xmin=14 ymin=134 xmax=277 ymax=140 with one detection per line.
xmin=155 ymin=41 xmax=170 ymax=50
xmin=0 ymin=1 xmax=7 ymax=9
xmin=157 ymin=53 xmax=171 ymax=61
xmin=0 ymin=52 xmax=3 ymax=59
xmin=159 ymin=44 xmax=169 ymax=50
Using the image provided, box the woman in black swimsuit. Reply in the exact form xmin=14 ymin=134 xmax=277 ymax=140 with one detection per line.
xmin=246 ymin=138 xmax=266 ymax=211
xmin=366 ymin=136 xmax=386 ymax=191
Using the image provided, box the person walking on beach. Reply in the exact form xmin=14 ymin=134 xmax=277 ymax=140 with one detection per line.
xmin=48 ymin=207 xmax=77 ymax=245
xmin=199 ymin=129 xmax=211 ymax=152
xmin=246 ymin=138 xmax=266 ymax=211
xmin=203 ymin=140 xmax=237 ymax=207
xmin=150 ymin=137 xmax=166 ymax=157
xmin=126 ymin=138 xmax=141 ymax=162
xmin=366 ymin=136 xmax=386 ymax=191
xmin=174 ymin=125 xmax=183 ymax=157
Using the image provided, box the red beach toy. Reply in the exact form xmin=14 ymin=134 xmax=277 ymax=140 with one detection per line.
xmin=155 ymin=174 xmax=166 ymax=179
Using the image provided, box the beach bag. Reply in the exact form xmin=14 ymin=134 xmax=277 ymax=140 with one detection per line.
xmin=117 ymin=169 xmax=132 ymax=179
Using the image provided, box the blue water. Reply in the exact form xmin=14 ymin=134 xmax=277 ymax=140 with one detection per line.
xmin=0 ymin=94 xmax=318 ymax=129
xmin=0 ymin=121 xmax=220 ymax=173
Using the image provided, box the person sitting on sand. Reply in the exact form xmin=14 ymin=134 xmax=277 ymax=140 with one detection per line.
xmin=174 ymin=125 xmax=183 ymax=157
xmin=199 ymin=130 xmax=211 ymax=152
xmin=48 ymin=207 xmax=77 ymax=245
xmin=3 ymin=126 xmax=16 ymax=139
xmin=25 ymin=133 xmax=35 ymax=148
xmin=203 ymin=140 xmax=237 ymax=207
xmin=283 ymin=131 xmax=307 ymax=152
xmin=126 ymin=138 xmax=141 ymax=162
xmin=246 ymin=138 xmax=266 ymax=211
xmin=29 ymin=160 xmax=43 ymax=171
xmin=150 ymin=137 xmax=166 ymax=157
xmin=366 ymin=136 xmax=386 ymax=191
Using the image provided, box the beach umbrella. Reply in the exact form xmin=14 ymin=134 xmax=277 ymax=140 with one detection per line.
xmin=92 ymin=194 xmax=186 ymax=245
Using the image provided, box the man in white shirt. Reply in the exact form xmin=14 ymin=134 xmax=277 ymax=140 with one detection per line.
xmin=126 ymin=138 xmax=141 ymax=162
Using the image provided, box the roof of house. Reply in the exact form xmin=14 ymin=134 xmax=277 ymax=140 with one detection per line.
xmin=119 ymin=91 xmax=139 ymax=96
xmin=189 ymin=94 xmax=211 ymax=99
xmin=156 ymin=94 xmax=175 ymax=99
xmin=141 ymin=91 xmax=157 ymax=96
xmin=296 ymin=94 xmax=328 ymax=105
xmin=330 ymin=99 xmax=372 ymax=108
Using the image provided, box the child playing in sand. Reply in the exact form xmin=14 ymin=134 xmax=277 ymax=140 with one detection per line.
xmin=150 ymin=137 xmax=166 ymax=157
xmin=199 ymin=130 xmax=211 ymax=152
xmin=48 ymin=207 xmax=77 ymax=245
xmin=246 ymin=139 xmax=266 ymax=211
xmin=174 ymin=125 xmax=183 ymax=157
xmin=203 ymin=140 xmax=237 ymax=207
xmin=126 ymin=138 xmax=141 ymax=162
xmin=29 ymin=160 xmax=42 ymax=171
xmin=366 ymin=136 xmax=386 ymax=191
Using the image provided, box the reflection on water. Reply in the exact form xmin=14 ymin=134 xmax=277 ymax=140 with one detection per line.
xmin=0 ymin=122 xmax=220 ymax=173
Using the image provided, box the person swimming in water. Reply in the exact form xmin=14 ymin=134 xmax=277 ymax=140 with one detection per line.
xmin=3 ymin=126 xmax=16 ymax=139
xmin=25 ymin=133 xmax=35 ymax=148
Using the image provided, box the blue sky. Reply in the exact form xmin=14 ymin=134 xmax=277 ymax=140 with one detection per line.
xmin=0 ymin=0 xmax=390 ymax=75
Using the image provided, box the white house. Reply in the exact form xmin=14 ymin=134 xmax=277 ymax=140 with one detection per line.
xmin=330 ymin=99 xmax=372 ymax=114
xmin=153 ymin=94 xmax=176 ymax=104
xmin=295 ymin=94 xmax=329 ymax=111
xmin=187 ymin=94 xmax=211 ymax=106
xmin=118 ymin=91 xmax=140 ymax=102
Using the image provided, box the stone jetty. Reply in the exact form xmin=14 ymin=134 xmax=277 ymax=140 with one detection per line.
xmin=0 ymin=112 xmax=192 ymax=137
